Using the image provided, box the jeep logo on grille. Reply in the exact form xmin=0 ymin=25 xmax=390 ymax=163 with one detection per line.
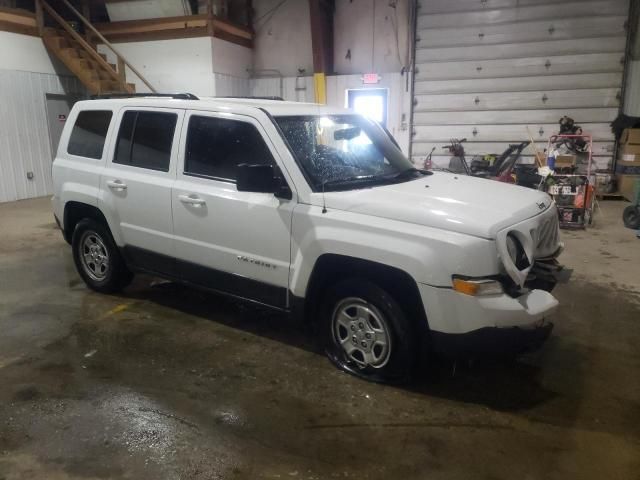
xmin=537 ymin=202 xmax=546 ymax=210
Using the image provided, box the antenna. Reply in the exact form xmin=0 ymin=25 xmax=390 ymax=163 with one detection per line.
xmin=321 ymin=180 xmax=328 ymax=214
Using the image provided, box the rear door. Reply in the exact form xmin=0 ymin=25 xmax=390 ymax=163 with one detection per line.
xmin=99 ymin=107 xmax=184 ymax=275
xmin=171 ymin=110 xmax=295 ymax=308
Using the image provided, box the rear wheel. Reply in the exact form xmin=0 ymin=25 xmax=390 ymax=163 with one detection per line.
xmin=72 ymin=219 xmax=133 ymax=293
xmin=623 ymin=205 xmax=640 ymax=230
xmin=321 ymin=279 xmax=416 ymax=383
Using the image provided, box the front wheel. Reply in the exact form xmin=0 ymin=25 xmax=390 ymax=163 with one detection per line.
xmin=72 ymin=218 xmax=133 ymax=293
xmin=321 ymin=279 xmax=416 ymax=383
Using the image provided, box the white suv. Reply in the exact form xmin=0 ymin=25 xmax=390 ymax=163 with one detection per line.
xmin=52 ymin=94 xmax=563 ymax=383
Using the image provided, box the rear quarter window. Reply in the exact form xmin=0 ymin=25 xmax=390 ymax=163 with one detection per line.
xmin=67 ymin=110 xmax=113 ymax=159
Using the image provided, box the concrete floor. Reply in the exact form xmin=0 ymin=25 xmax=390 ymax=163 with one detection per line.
xmin=0 ymin=197 xmax=639 ymax=480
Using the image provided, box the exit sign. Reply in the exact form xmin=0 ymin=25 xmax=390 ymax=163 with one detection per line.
xmin=362 ymin=73 xmax=381 ymax=84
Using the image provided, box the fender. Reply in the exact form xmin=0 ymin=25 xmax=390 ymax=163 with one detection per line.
xmin=288 ymin=204 xmax=501 ymax=298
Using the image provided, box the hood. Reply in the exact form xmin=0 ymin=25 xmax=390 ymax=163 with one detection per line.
xmin=317 ymin=172 xmax=552 ymax=239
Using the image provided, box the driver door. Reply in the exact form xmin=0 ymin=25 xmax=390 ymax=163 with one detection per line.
xmin=171 ymin=110 xmax=295 ymax=308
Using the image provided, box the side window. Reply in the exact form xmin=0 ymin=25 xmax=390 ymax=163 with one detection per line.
xmin=113 ymin=111 xmax=177 ymax=172
xmin=67 ymin=110 xmax=112 ymax=159
xmin=184 ymin=115 xmax=274 ymax=181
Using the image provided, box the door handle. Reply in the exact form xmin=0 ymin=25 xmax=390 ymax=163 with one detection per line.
xmin=178 ymin=194 xmax=206 ymax=207
xmin=106 ymin=180 xmax=127 ymax=191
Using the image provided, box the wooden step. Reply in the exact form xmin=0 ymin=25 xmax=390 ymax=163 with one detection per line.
xmin=59 ymin=47 xmax=82 ymax=59
xmin=45 ymin=35 xmax=70 ymax=50
xmin=41 ymin=26 xmax=133 ymax=95
xmin=98 ymin=79 xmax=127 ymax=93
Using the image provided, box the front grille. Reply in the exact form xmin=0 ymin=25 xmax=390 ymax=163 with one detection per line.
xmin=535 ymin=211 xmax=560 ymax=258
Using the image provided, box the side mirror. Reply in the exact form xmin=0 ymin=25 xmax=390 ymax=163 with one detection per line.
xmin=236 ymin=164 xmax=292 ymax=199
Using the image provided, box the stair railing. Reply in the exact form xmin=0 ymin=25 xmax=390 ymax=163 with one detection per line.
xmin=38 ymin=0 xmax=157 ymax=94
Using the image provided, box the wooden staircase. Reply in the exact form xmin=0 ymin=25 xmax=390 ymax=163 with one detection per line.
xmin=42 ymin=27 xmax=135 ymax=95
xmin=37 ymin=0 xmax=155 ymax=96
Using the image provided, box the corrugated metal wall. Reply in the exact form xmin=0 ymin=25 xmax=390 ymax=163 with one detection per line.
xmin=250 ymin=76 xmax=315 ymax=102
xmin=0 ymin=70 xmax=84 ymax=203
xmin=214 ymin=73 xmax=250 ymax=97
xmin=412 ymin=0 xmax=630 ymax=169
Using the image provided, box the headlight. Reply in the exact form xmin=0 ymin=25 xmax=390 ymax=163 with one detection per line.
xmin=452 ymin=277 xmax=504 ymax=296
xmin=506 ymin=233 xmax=530 ymax=270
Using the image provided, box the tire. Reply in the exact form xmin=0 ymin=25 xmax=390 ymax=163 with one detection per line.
xmin=623 ymin=205 xmax=640 ymax=230
xmin=72 ymin=218 xmax=133 ymax=293
xmin=321 ymin=279 xmax=416 ymax=383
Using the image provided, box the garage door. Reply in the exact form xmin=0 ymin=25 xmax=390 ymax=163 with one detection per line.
xmin=411 ymin=0 xmax=630 ymax=170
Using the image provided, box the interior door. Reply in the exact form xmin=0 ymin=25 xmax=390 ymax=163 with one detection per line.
xmin=172 ymin=110 xmax=295 ymax=308
xmin=45 ymin=94 xmax=77 ymax=158
xmin=99 ymin=107 xmax=184 ymax=274
xmin=348 ymin=88 xmax=388 ymax=126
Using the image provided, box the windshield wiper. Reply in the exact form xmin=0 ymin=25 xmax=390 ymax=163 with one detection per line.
xmin=321 ymin=175 xmax=380 ymax=190
xmin=387 ymin=167 xmax=432 ymax=180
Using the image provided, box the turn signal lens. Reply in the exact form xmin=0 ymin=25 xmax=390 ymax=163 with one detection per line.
xmin=452 ymin=278 xmax=504 ymax=296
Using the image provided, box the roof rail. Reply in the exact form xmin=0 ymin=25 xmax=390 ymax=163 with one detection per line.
xmin=90 ymin=93 xmax=200 ymax=100
xmin=215 ymin=96 xmax=285 ymax=101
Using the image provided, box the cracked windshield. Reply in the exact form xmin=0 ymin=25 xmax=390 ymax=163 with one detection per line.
xmin=275 ymin=115 xmax=420 ymax=190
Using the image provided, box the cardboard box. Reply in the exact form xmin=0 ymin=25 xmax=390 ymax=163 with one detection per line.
xmin=620 ymin=144 xmax=640 ymax=157
xmin=620 ymin=128 xmax=640 ymax=145
xmin=616 ymin=160 xmax=640 ymax=175
xmin=555 ymin=154 xmax=576 ymax=167
xmin=615 ymin=129 xmax=640 ymax=173
xmin=616 ymin=174 xmax=640 ymax=201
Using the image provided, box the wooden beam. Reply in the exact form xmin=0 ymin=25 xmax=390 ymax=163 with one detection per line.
xmin=308 ymin=0 xmax=334 ymax=74
xmin=206 ymin=0 xmax=214 ymax=36
xmin=246 ymin=0 xmax=253 ymax=32
xmin=0 ymin=8 xmax=37 ymax=36
xmin=97 ymin=26 xmax=209 ymax=43
xmin=95 ymin=15 xmax=208 ymax=35
xmin=117 ymin=56 xmax=126 ymax=83
xmin=0 ymin=20 xmax=37 ymax=36
xmin=35 ymin=0 xmax=44 ymax=35
xmin=81 ymin=0 xmax=93 ymax=45
xmin=92 ymin=14 xmax=253 ymax=47
xmin=0 ymin=7 xmax=36 ymax=26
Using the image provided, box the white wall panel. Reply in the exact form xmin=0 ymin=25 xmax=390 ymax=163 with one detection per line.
xmin=624 ymin=59 xmax=640 ymax=116
xmin=415 ymin=73 xmax=622 ymax=95
xmin=98 ymin=37 xmax=215 ymax=95
xmin=417 ymin=155 xmax=614 ymax=171
xmin=417 ymin=1 xmax=627 ymax=29
xmin=415 ymin=53 xmax=624 ymax=81
xmin=414 ymin=88 xmax=620 ymax=111
xmin=0 ymin=70 xmax=84 ymax=203
xmin=417 ymin=16 xmax=627 ymax=48
xmin=419 ymin=0 xmax=622 ymax=14
xmin=414 ymin=108 xmax=619 ymax=125
xmin=250 ymin=76 xmax=315 ymax=103
xmin=416 ymin=37 xmax=625 ymax=63
xmin=0 ymin=31 xmax=70 ymax=75
xmin=412 ymin=141 xmax=615 ymax=157
xmin=214 ymin=74 xmax=250 ymax=97
xmin=412 ymin=123 xmax=613 ymax=143
xmin=411 ymin=0 xmax=629 ymax=166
